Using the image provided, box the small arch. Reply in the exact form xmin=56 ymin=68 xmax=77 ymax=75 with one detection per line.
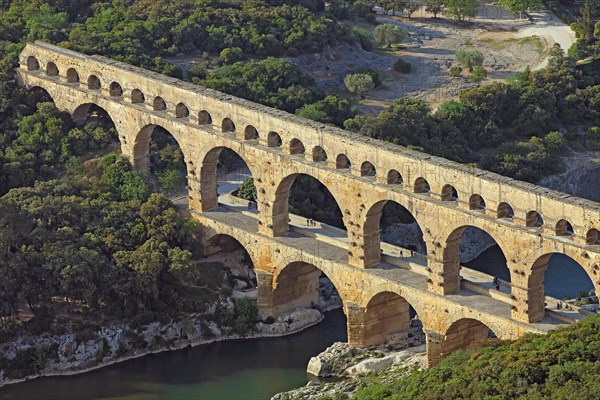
xmin=87 ymin=75 xmax=101 ymax=90
xmin=153 ymin=96 xmax=167 ymax=111
xmin=361 ymin=292 xmax=420 ymax=347
xmin=66 ymin=68 xmax=79 ymax=83
xmin=109 ymin=82 xmax=123 ymax=97
xmin=360 ymin=161 xmax=376 ymax=177
xmin=131 ymin=89 xmax=145 ymax=104
xmin=414 ymin=177 xmax=430 ymax=194
xmin=469 ymin=194 xmax=485 ymax=210
xmin=336 ymin=154 xmax=351 ymax=169
xmin=289 ymin=138 xmax=305 ymax=155
xmin=386 ymin=169 xmax=403 ymax=185
xmin=556 ymin=219 xmax=574 ymax=237
xmin=497 ymin=202 xmax=514 ymax=219
xmin=441 ymin=184 xmax=458 ymax=201
xmin=312 ymin=146 xmax=328 ymax=162
xmin=587 ymin=229 xmax=600 ymax=245
xmin=176 ymin=102 xmax=190 ymax=118
xmin=198 ymin=110 xmax=212 ymax=125
xmin=46 ymin=62 xmax=59 ymax=77
xmin=222 ymin=118 xmax=236 ymax=133
xmin=526 ymin=210 xmax=543 ymax=228
xmin=27 ymin=56 xmax=40 ymax=71
xmin=244 ymin=125 xmax=259 ymax=140
xmin=268 ymin=131 xmax=282 ymax=148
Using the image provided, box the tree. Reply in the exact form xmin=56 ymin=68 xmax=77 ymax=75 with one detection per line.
xmin=237 ymin=177 xmax=257 ymax=201
xmin=344 ymin=73 xmax=374 ymax=98
xmin=405 ymin=0 xmax=422 ymax=18
xmin=426 ymin=0 xmax=445 ymax=17
xmin=455 ymin=49 xmax=484 ymax=71
xmin=469 ymin=65 xmax=487 ymax=83
xmin=374 ymin=24 xmax=407 ymax=48
xmin=578 ymin=0 xmax=597 ymax=41
xmin=498 ymin=0 xmax=541 ymax=19
xmin=219 ymin=47 xmax=244 ymax=65
xmin=444 ymin=0 xmax=479 ymax=21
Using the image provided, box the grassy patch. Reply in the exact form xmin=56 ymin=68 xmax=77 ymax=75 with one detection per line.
xmin=479 ymin=35 xmax=544 ymax=54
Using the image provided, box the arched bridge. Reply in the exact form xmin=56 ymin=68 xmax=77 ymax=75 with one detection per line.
xmin=18 ymin=42 xmax=600 ymax=366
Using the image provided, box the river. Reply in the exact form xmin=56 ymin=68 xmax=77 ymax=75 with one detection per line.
xmin=0 ymin=309 xmax=348 ymax=400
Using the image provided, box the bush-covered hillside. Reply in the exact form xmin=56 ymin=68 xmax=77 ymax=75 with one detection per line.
xmin=352 ymin=314 xmax=600 ymax=400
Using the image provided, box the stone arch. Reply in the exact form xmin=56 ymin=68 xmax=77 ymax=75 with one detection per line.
xmin=203 ymin=232 xmax=258 ymax=271
xmin=87 ymin=74 xmax=101 ymax=90
xmin=46 ymin=61 xmax=59 ymax=77
xmin=199 ymin=146 xmax=257 ymax=212
xmin=289 ymin=138 xmax=305 ymax=155
xmin=243 ymin=125 xmax=259 ymax=140
xmin=198 ymin=110 xmax=212 ymax=125
xmin=312 ymin=146 xmax=327 ymax=162
xmin=176 ymin=102 xmax=190 ymax=118
xmin=587 ymin=228 xmax=600 ymax=245
xmin=131 ymin=89 xmax=145 ymax=104
xmin=441 ymin=225 xmax=511 ymax=295
xmin=153 ymin=96 xmax=167 ymax=111
xmin=386 ymin=169 xmax=403 ymax=185
xmin=359 ymin=291 xmax=419 ymax=347
xmin=28 ymin=85 xmax=56 ymax=105
xmin=66 ymin=68 xmax=79 ymax=83
xmin=497 ymin=202 xmax=514 ymax=219
xmin=71 ymin=102 xmax=118 ymax=128
xmin=267 ymin=131 xmax=282 ymax=148
xmin=271 ymin=172 xmax=346 ymax=237
xmin=222 ymin=118 xmax=235 ymax=133
xmin=271 ymin=262 xmax=332 ymax=316
xmin=414 ymin=177 xmax=430 ymax=194
xmin=441 ymin=184 xmax=458 ymax=201
xmin=438 ymin=318 xmax=496 ymax=362
xmin=27 ymin=56 xmax=40 ymax=71
xmin=469 ymin=194 xmax=485 ymax=210
xmin=336 ymin=154 xmax=351 ymax=169
xmin=556 ymin=219 xmax=574 ymax=237
xmin=526 ymin=210 xmax=543 ymax=228
xmin=109 ymin=81 xmax=123 ymax=97
xmin=360 ymin=161 xmax=376 ymax=177
xmin=132 ymin=124 xmax=186 ymax=171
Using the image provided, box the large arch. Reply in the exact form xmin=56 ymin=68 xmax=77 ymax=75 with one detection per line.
xmin=199 ymin=146 xmax=256 ymax=212
xmin=132 ymin=124 xmax=185 ymax=172
xmin=271 ymin=172 xmax=346 ymax=236
xmin=203 ymin=233 xmax=257 ymax=290
xmin=71 ymin=102 xmax=118 ymax=128
xmin=442 ymin=225 xmax=511 ymax=295
xmin=439 ymin=318 xmax=496 ymax=362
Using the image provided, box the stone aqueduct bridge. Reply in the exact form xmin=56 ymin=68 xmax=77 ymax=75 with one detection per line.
xmin=18 ymin=42 xmax=600 ymax=365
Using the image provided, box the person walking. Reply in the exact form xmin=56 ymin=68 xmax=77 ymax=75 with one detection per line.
xmin=493 ymin=276 xmax=500 ymax=290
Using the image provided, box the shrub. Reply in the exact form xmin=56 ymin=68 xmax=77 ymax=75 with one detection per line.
xmin=449 ymin=66 xmax=463 ymax=76
xmin=351 ymin=27 xmax=373 ymax=51
xmin=394 ymin=59 xmax=412 ymax=73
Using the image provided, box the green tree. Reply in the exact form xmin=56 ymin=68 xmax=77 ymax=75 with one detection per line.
xmin=374 ymin=24 xmax=407 ymax=48
xmin=455 ymin=49 xmax=484 ymax=71
xmin=426 ymin=0 xmax=445 ymax=17
xmin=344 ymin=73 xmax=374 ymax=98
xmin=237 ymin=177 xmax=257 ymax=201
xmin=469 ymin=65 xmax=487 ymax=83
xmin=498 ymin=0 xmax=541 ymax=19
xmin=444 ymin=0 xmax=479 ymax=21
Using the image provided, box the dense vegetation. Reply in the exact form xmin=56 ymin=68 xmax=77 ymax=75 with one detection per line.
xmin=351 ymin=314 xmax=600 ymax=399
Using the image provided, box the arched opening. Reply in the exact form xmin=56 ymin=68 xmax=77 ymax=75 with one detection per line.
xmin=556 ymin=219 xmax=574 ymax=237
xmin=200 ymin=147 xmax=254 ymax=212
xmin=109 ymin=82 xmax=123 ymax=97
xmin=312 ymin=146 xmax=327 ymax=162
xmin=364 ymin=200 xmax=426 ymax=269
xmin=497 ymin=202 xmax=514 ymax=219
xmin=153 ymin=96 xmax=167 ymax=111
xmin=360 ymin=161 xmax=376 ymax=177
xmin=529 ymin=253 xmax=597 ymax=320
xmin=27 ymin=56 xmax=40 ymax=71
xmin=198 ymin=110 xmax=212 ymax=125
xmin=469 ymin=194 xmax=485 ymax=210
xmin=203 ymin=234 xmax=256 ymax=293
xmin=222 ymin=118 xmax=236 ymax=133
xmin=413 ymin=177 xmax=430 ymax=194
xmin=289 ymin=138 xmax=305 ymax=155
xmin=66 ymin=68 xmax=79 ymax=83
xmin=444 ymin=226 xmax=510 ymax=295
xmin=271 ymin=173 xmax=345 ymax=236
xmin=441 ymin=184 xmax=458 ymax=201
xmin=29 ymin=86 xmax=54 ymax=104
xmin=87 ymin=75 xmax=101 ymax=90
xmin=267 ymin=131 xmax=282 ymax=148
xmin=46 ymin=62 xmax=59 ymax=77
xmin=439 ymin=319 xmax=496 ymax=363
xmin=243 ymin=125 xmax=259 ymax=140
xmin=360 ymin=292 xmax=423 ymax=348
xmin=386 ymin=169 xmax=403 ymax=185
xmin=587 ymin=228 xmax=600 ymax=245
xmin=71 ymin=103 xmax=118 ymax=131
xmin=176 ymin=102 xmax=190 ymax=118
xmin=272 ymin=262 xmax=343 ymax=318
xmin=69 ymin=103 xmax=119 ymax=152
xmin=526 ymin=210 xmax=544 ymax=228
xmin=133 ymin=125 xmax=186 ymax=195
xmin=131 ymin=89 xmax=145 ymax=104
xmin=336 ymin=154 xmax=351 ymax=169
